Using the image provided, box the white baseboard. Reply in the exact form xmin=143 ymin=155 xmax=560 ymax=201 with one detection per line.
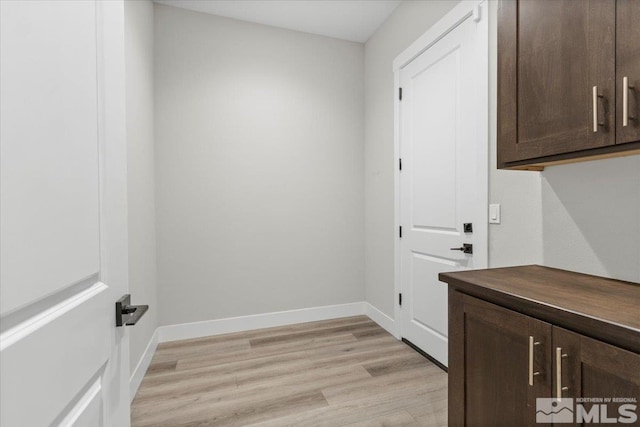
xmin=157 ymin=302 xmax=367 ymax=343
xmin=364 ymin=302 xmax=397 ymax=338
xmin=129 ymin=329 xmax=158 ymax=401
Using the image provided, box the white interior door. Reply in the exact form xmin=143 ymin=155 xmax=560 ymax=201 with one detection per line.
xmin=398 ymin=7 xmax=487 ymax=367
xmin=1 ymin=1 xmax=130 ymax=425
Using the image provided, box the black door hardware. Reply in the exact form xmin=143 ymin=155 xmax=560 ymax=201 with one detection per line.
xmin=450 ymin=243 xmax=473 ymax=254
xmin=116 ymin=294 xmax=149 ymax=327
xmin=463 ymin=223 xmax=473 ymax=233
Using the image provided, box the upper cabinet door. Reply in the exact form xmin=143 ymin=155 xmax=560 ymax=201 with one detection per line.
xmin=498 ymin=0 xmax=616 ymax=166
xmin=616 ymin=0 xmax=640 ymax=144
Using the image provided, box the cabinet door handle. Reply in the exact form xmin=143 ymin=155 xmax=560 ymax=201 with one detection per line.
xmin=623 ymin=77 xmax=635 ymax=127
xmin=528 ymin=336 xmax=540 ymax=386
xmin=555 ymin=347 xmax=569 ymax=399
xmin=593 ymin=86 xmax=605 ymax=132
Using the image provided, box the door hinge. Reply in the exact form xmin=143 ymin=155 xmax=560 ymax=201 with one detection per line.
xmin=399 ymin=158 xmax=402 ymax=170
xmin=399 ymin=87 xmax=403 ymax=101
xmin=399 ymin=293 xmax=403 ymax=306
xmin=399 ymin=226 xmax=403 ymax=238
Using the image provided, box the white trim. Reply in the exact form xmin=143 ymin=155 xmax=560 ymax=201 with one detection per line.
xmin=95 ymin=2 xmax=131 ymax=425
xmin=392 ymin=0 xmax=484 ymax=71
xmin=58 ymin=377 xmax=102 ymax=427
xmin=157 ymin=302 xmax=366 ymax=343
xmin=364 ymin=303 xmax=396 ymax=337
xmin=393 ymin=0 xmax=489 ymax=340
xmin=393 ymin=68 xmax=402 ymax=340
xmin=0 ymin=282 xmax=107 ymax=352
xmin=129 ymin=329 xmax=158 ymax=401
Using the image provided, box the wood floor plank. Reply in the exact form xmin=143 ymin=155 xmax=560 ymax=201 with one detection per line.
xmin=410 ymin=397 xmax=448 ymax=427
xmin=131 ymin=316 xmax=448 ymax=426
xmin=134 ymin=371 xmax=237 ymax=402
xmin=343 ymin=410 xmax=419 ymax=427
xmin=235 ymin=358 xmax=315 ymax=387
xmin=176 ymin=333 xmax=357 ymax=371
xmin=142 ymin=350 xmax=309 ymax=386
xmin=151 ymin=338 xmax=251 ymax=365
xmin=309 ymin=342 xmax=420 ymax=370
xmin=158 ymin=315 xmax=371 ymax=349
xmin=351 ymin=327 xmax=393 ymax=339
xmin=248 ymin=321 xmax=379 ymax=348
xmin=132 ymin=365 xmax=370 ymax=426
xmin=305 ymin=334 xmax=401 ymax=359
xmin=134 ymin=364 xmax=371 ymax=412
xmin=144 ymin=360 xmax=177 ymax=376
xmin=363 ymin=352 xmax=433 ymax=377
xmin=321 ymin=365 xmax=445 ymax=405
xmin=174 ymin=391 xmax=329 ymax=427
xmin=405 ymin=394 xmax=448 ymax=419
xmin=246 ymin=382 xmax=447 ymax=427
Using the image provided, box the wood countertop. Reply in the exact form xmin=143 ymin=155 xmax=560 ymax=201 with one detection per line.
xmin=439 ymin=265 xmax=640 ymax=353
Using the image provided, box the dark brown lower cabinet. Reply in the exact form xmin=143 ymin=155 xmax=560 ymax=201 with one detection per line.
xmin=553 ymin=327 xmax=640 ymax=426
xmin=451 ymin=293 xmax=552 ymax=426
xmin=444 ymin=266 xmax=640 ymax=426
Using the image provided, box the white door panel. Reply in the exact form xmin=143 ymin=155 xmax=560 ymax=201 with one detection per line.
xmin=1 ymin=1 xmax=130 ymax=426
xmin=410 ymin=48 xmax=459 ymax=232
xmin=410 ymin=252 xmax=456 ymax=337
xmin=1 ymin=285 xmax=110 ymax=426
xmin=399 ymin=6 xmax=487 ymax=367
xmin=59 ymin=377 xmax=105 ymax=427
xmin=0 ymin=0 xmax=101 ymax=316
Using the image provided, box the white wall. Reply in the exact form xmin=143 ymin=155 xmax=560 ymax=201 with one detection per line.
xmin=364 ymin=0 xmax=544 ymax=318
xmin=154 ymin=4 xmax=365 ymax=326
xmin=125 ymin=0 xmax=158 ymax=371
xmin=542 ymin=156 xmax=640 ymax=283
xmin=487 ymin=0 xmax=543 ymax=268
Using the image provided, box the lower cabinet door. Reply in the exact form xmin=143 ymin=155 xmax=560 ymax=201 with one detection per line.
xmin=553 ymin=327 xmax=640 ymax=426
xmin=449 ymin=292 xmax=552 ymax=426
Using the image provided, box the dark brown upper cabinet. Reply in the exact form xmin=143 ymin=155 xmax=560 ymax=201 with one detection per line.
xmin=616 ymin=0 xmax=640 ymax=145
xmin=498 ymin=0 xmax=640 ymax=170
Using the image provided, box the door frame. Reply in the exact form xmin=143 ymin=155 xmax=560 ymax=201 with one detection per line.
xmin=97 ymin=0 xmax=132 ymax=424
xmin=392 ymin=0 xmax=489 ymax=339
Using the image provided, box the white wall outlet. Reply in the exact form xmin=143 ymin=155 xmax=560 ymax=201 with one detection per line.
xmin=489 ymin=204 xmax=501 ymax=224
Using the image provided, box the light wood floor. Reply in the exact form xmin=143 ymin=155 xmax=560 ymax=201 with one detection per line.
xmin=131 ymin=316 xmax=447 ymax=427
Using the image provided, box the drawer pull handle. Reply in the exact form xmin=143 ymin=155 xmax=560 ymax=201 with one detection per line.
xmin=556 ymin=347 xmax=569 ymax=399
xmin=528 ymin=336 xmax=540 ymax=386
xmin=623 ymin=76 xmax=635 ymax=127
xmin=593 ymin=86 xmax=605 ymax=132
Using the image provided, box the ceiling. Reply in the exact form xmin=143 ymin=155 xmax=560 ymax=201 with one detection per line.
xmin=153 ymin=0 xmax=401 ymax=43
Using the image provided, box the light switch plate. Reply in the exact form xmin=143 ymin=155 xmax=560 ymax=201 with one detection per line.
xmin=489 ymin=204 xmax=501 ymax=224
